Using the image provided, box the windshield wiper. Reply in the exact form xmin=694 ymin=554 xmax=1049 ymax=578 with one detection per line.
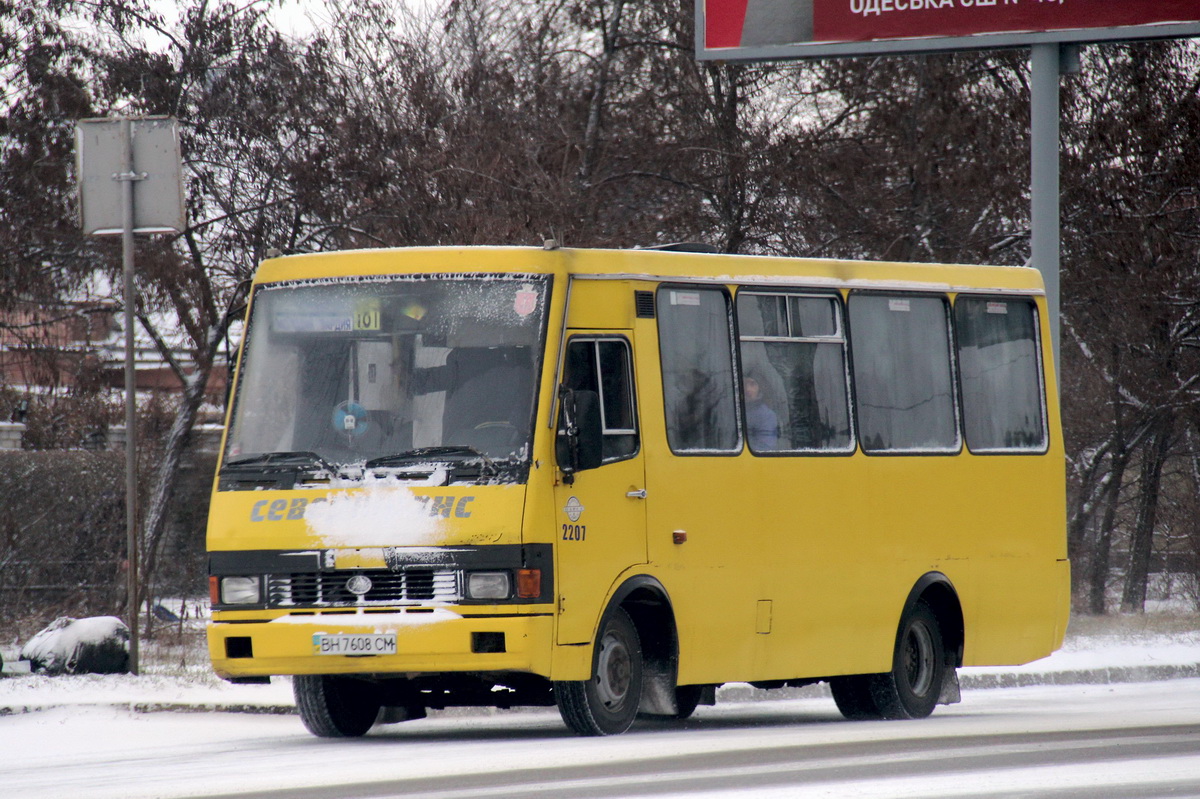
xmin=364 ymin=446 xmax=496 ymax=472
xmin=223 ymin=451 xmax=336 ymax=472
xmin=219 ymin=451 xmax=338 ymax=491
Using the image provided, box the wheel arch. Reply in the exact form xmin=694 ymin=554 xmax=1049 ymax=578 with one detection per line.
xmin=608 ymin=574 xmax=678 ymax=670
xmin=606 ymin=575 xmax=684 ymax=712
xmin=901 ymin=572 xmax=964 ymax=668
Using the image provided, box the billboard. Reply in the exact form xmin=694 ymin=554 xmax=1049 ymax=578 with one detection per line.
xmin=700 ymin=0 xmax=1200 ymax=60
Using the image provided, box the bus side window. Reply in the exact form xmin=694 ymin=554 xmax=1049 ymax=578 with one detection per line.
xmin=849 ymin=293 xmax=959 ymax=454
xmin=954 ymin=297 xmax=1047 ymax=453
xmin=656 ymin=286 xmax=741 ymax=454
xmin=563 ymin=338 xmax=639 ymax=463
xmin=736 ymin=291 xmax=853 ymax=454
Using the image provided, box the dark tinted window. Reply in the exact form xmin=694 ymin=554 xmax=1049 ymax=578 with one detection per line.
xmin=657 ymin=287 xmax=740 ymax=453
xmin=849 ymin=294 xmax=958 ymax=453
xmin=955 ymin=297 xmax=1047 ymax=452
xmin=563 ymin=338 xmax=638 ymax=462
xmin=737 ymin=292 xmax=852 ymax=453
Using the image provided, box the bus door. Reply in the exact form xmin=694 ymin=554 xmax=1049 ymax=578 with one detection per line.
xmin=553 ymin=333 xmax=647 ymax=645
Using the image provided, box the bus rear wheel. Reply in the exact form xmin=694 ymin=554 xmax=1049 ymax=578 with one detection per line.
xmin=294 ymin=675 xmax=382 ymax=737
xmin=555 ymin=607 xmax=643 ymax=736
xmin=830 ymin=600 xmax=946 ymax=721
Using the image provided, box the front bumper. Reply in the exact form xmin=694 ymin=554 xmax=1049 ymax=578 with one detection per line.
xmin=208 ymin=608 xmax=554 ymax=679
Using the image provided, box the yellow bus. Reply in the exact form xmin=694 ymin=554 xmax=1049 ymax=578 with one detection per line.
xmin=207 ymin=245 xmax=1069 ymax=738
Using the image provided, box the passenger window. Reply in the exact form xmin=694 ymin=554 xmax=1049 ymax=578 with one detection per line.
xmin=849 ymin=293 xmax=958 ymax=453
xmin=737 ymin=292 xmax=853 ymax=454
xmin=955 ymin=297 xmax=1047 ymax=453
xmin=657 ymin=286 xmax=740 ymax=454
xmin=563 ymin=338 xmax=638 ymax=462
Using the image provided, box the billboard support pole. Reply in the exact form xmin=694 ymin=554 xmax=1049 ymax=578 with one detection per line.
xmin=1030 ymin=43 xmax=1070 ymax=383
xmin=118 ymin=117 xmax=143 ymax=676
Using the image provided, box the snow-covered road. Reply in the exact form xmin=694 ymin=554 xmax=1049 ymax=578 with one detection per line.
xmin=6 ymin=679 xmax=1200 ymax=799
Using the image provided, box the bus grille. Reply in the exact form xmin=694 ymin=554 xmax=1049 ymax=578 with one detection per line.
xmin=266 ymin=569 xmax=460 ymax=607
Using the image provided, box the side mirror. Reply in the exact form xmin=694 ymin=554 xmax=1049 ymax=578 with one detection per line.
xmin=556 ymin=388 xmax=603 ymax=482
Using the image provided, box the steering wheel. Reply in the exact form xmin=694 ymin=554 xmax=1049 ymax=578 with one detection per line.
xmin=472 ymin=421 xmax=520 ymax=448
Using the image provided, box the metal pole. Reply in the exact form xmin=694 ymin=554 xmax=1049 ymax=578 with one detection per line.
xmin=119 ymin=117 xmax=140 ymax=675
xmin=1030 ymin=43 xmax=1061 ymax=374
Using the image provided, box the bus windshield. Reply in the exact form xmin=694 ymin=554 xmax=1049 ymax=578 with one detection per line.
xmin=223 ymin=274 xmax=550 ymax=478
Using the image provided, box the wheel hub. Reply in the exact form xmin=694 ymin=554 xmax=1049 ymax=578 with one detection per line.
xmin=903 ymin=620 xmax=935 ymax=696
xmin=594 ymin=631 xmax=631 ymax=709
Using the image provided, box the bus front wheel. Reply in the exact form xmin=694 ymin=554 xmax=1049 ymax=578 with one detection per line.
xmin=294 ymin=675 xmax=382 ymax=737
xmin=555 ymin=607 xmax=643 ymax=736
xmin=830 ymin=599 xmax=946 ymax=721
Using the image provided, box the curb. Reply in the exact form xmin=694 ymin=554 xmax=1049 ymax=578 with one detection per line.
xmin=715 ymin=663 xmax=1200 ymax=704
xmin=960 ymin=662 xmax=1200 ymax=688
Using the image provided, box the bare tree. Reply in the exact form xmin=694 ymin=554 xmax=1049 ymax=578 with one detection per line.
xmin=1061 ymin=41 xmax=1200 ymax=612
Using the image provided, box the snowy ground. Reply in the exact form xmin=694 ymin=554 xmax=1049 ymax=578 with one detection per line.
xmin=4 ymin=678 xmax=1200 ymax=798
xmin=1 ymin=613 xmax=1198 ymax=798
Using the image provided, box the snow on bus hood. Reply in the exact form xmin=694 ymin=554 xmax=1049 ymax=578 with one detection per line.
xmin=303 ymin=481 xmax=443 ymax=548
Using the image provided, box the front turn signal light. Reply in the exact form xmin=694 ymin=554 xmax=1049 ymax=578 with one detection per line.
xmin=516 ymin=569 xmax=542 ymax=599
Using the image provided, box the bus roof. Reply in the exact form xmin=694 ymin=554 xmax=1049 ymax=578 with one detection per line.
xmin=253 ymin=246 xmax=1045 ymax=295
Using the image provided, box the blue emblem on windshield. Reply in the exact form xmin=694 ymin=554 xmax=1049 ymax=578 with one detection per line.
xmin=332 ymin=401 xmax=370 ymax=437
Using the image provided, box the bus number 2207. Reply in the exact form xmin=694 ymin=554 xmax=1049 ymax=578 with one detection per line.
xmin=562 ymin=523 xmax=586 ymax=541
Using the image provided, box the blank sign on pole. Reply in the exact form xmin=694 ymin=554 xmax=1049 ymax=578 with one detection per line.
xmin=76 ymin=116 xmax=185 ymax=235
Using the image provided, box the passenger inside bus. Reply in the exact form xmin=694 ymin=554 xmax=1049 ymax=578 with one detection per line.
xmin=743 ymin=374 xmax=780 ymax=450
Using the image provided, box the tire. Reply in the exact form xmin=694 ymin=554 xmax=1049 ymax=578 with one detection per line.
xmin=877 ymin=600 xmax=946 ymax=719
xmin=830 ymin=600 xmax=946 ymax=722
xmin=555 ymin=607 xmax=643 ymax=736
xmin=294 ymin=675 xmax=382 ymax=738
xmin=829 ymin=674 xmax=882 ymax=720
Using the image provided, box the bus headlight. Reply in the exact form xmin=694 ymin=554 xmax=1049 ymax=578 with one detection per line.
xmin=466 ymin=572 xmax=511 ymax=600
xmin=220 ymin=575 xmax=262 ymax=605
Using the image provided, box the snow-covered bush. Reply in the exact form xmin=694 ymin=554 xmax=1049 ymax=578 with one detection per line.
xmin=20 ymin=616 xmax=130 ymax=675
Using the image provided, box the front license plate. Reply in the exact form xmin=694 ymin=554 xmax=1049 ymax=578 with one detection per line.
xmin=313 ymin=633 xmax=397 ymax=656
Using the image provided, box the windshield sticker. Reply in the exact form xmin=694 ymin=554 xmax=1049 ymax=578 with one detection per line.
xmin=514 ymin=288 xmax=538 ymax=317
xmin=273 ymin=309 xmax=353 ymax=332
xmin=353 ymin=299 xmax=381 ymax=330
xmin=889 ymin=298 xmax=911 ymax=313
xmin=986 ymin=301 xmax=1009 ymax=315
xmin=670 ymin=291 xmax=701 ymax=307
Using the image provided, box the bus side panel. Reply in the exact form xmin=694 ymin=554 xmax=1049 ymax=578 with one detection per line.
xmin=955 ymin=452 xmax=1069 ymax=665
xmin=644 ymin=458 xmax=772 ymax=684
xmin=860 ymin=452 xmax=1066 ymax=667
